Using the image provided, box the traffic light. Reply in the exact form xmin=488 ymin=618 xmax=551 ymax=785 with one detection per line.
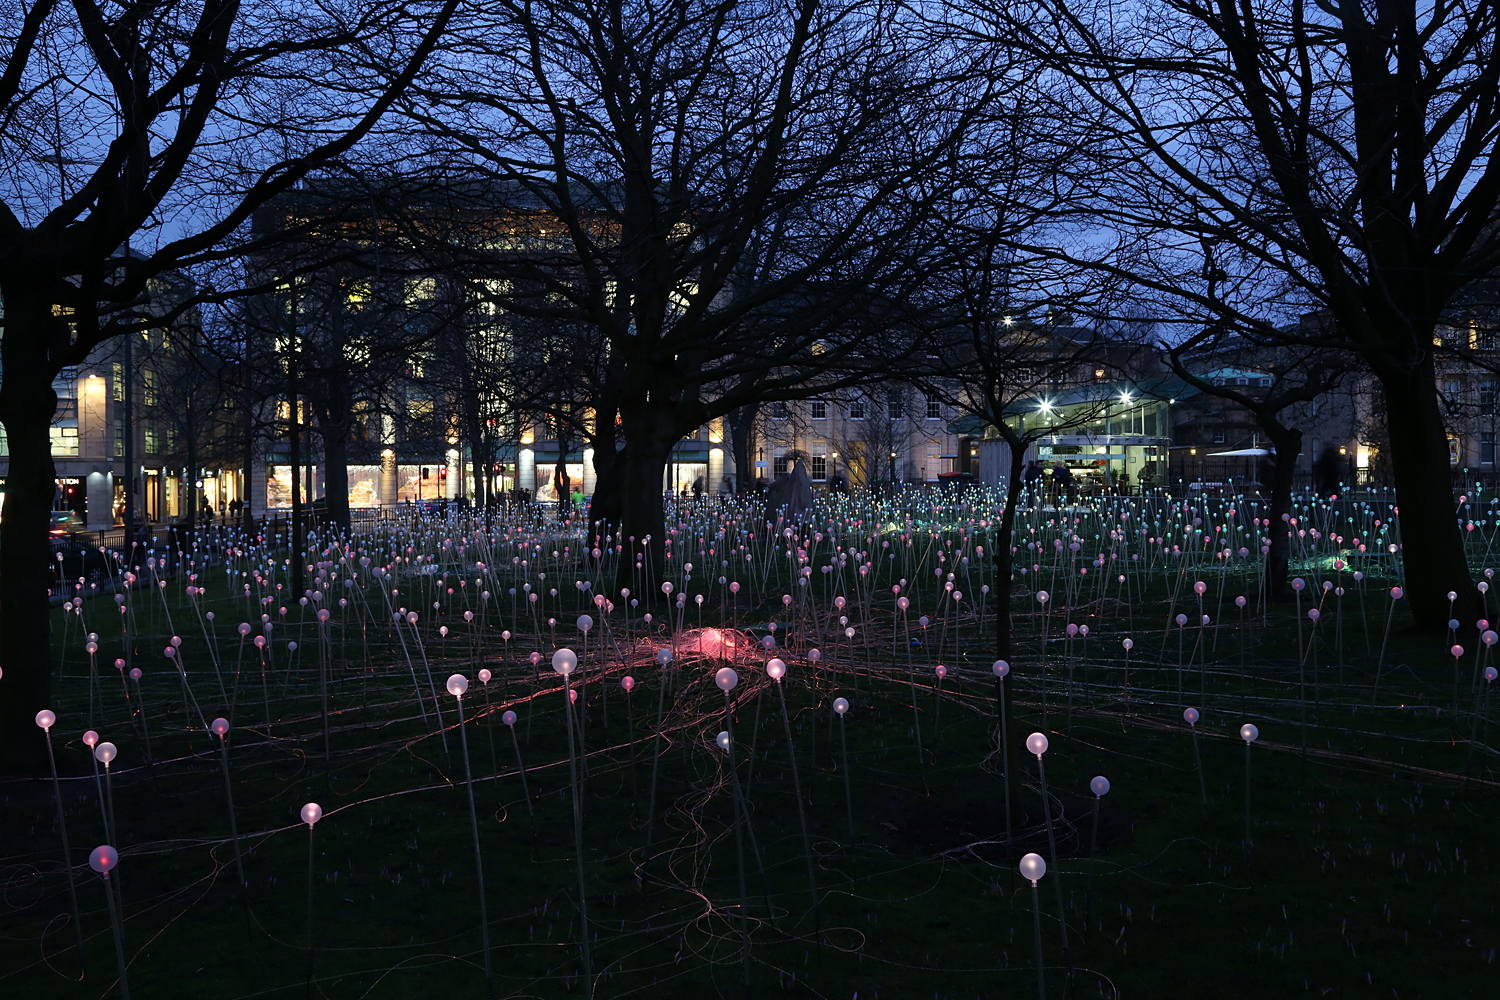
xmin=439 ymin=467 xmax=447 ymax=480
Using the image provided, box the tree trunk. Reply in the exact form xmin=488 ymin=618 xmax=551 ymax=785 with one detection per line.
xmin=1377 ymin=360 xmax=1479 ymax=630
xmin=992 ymin=440 xmax=1028 ymax=660
xmin=321 ymin=416 xmax=353 ymax=531
xmin=464 ymin=412 xmax=489 ymax=511
xmin=728 ymin=403 xmax=758 ymax=492
xmin=1260 ymin=424 xmax=1302 ymax=604
xmin=185 ymin=432 xmax=200 ymax=529
xmin=289 ymin=384 xmax=305 ymax=598
xmin=556 ymin=439 xmax=573 ymax=513
xmin=989 ymin=436 xmax=1028 ymax=836
xmin=601 ymin=414 xmax=676 ymax=596
xmin=0 ymin=297 xmax=60 ymax=774
xmin=240 ymin=397 xmax=257 ymax=532
xmin=590 ymin=443 xmax=624 ymax=530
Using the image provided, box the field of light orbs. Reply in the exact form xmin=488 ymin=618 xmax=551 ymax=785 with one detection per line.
xmin=6 ymin=484 xmax=1500 ymax=998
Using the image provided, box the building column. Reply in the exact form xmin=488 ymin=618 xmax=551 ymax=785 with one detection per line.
xmin=250 ymin=461 xmax=269 ymax=517
xmin=378 ymin=448 xmax=397 ymax=506
xmin=85 ymin=470 xmax=113 ymax=530
xmin=519 ymin=447 xmax=536 ymax=496
xmin=708 ymin=445 xmax=725 ymax=494
xmin=446 ymin=449 xmax=460 ymax=499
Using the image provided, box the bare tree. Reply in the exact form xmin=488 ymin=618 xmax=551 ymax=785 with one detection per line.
xmin=1161 ymin=325 xmax=1351 ymax=599
xmin=0 ymin=0 xmax=462 ymax=772
xmin=957 ymin=0 xmax=1500 ymax=628
xmin=400 ymin=0 xmax=1000 ymax=588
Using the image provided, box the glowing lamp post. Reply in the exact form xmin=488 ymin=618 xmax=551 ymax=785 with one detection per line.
xmin=446 ymin=674 xmax=494 ymax=996
xmin=716 ymin=727 xmax=753 ymax=985
xmin=765 ymin=658 xmax=818 ymax=910
xmin=301 ymin=802 xmax=322 ymax=989
xmin=90 ymin=845 xmax=130 ymax=999
xmin=993 ymin=659 xmax=1013 ymax=845
xmin=1240 ymin=723 xmax=1259 ymax=848
xmin=1026 ymin=732 xmax=1069 ymax=958
xmin=36 ymin=711 xmax=86 ymax=963
xmin=1019 ymin=852 xmax=1048 ymax=1000
xmin=94 ymin=740 xmax=119 ymax=846
xmin=833 ymin=697 xmax=853 ymax=838
xmin=501 ymin=710 xmax=533 ymax=817
xmin=1088 ymin=776 xmax=1110 ymax=856
xmin=1184 ymin=707 xmax=1207 ymax=807
xmin=210 ymin=718 xmax=247 ymax=889
xmin=553 ymin=649 xmax=594 ymax=999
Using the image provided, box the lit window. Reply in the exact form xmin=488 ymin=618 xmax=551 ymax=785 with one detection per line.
xmin=276 ymin=400 xmax=307 ymax=423
xmin=142 ymin=369 xmax=157 ymax=406
xmin=1094 ymin=367 xmax=1106 ymax=381
xmin=409 ymin=398 xmax=435 ymax=420
xmin=112 ymin=363 xmax=124 ymax=402
xmin=343 ymin=338 xmax=372 ymax=366
xmin=405 ymin=277 xmax=436 ymax=306
xmin=49 ymin=425 xmax=80 ymax=457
